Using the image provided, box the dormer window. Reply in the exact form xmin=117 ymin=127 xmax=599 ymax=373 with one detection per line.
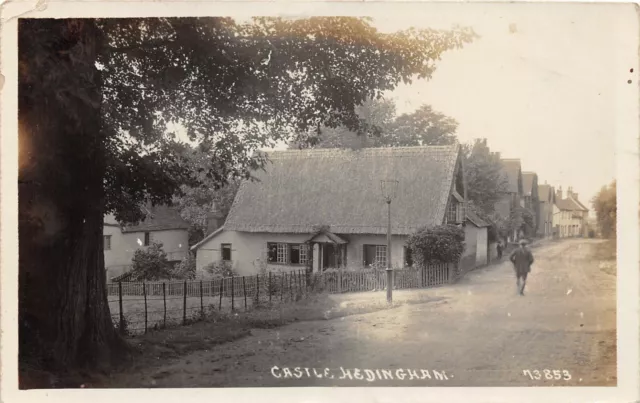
xmin=447 ymin=192 xmax=465 ymax=224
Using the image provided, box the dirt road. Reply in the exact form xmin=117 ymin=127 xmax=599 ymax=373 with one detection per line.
xmin=109 ymin=238 xmax=616 ymax=387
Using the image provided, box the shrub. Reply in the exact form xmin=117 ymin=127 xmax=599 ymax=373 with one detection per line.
xmin=172 ymin=252 xmax=196 ymax=280
xmin=203 ymin=260 xmax=237 ymax=278
xmin=130 ymin=242 xmax=172 ymax=281
xmin=588 ymin=229 xmax=596 ymax=238
xmin=406 ymin=224 xmax=465 ymax=266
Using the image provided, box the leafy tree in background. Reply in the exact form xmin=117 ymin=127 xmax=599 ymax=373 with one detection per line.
xmin=19 ymin=17 xmax=476 ymax=371
xmin=290 ymin=98 xmax=397 ymax=149
xmin=592 ymin=180 xmax=616 ymax=239
xmin=291 ymin=99 xmax=459 ymax=149
xmin=387 ymin=104 xmax=458 ymax=146
xmin=461 ymin=138 xmax=509 ymax=216
xmin=172 ymin=143 xmax=242 ymax=245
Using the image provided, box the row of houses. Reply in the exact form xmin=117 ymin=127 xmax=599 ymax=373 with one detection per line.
xmin=103 ymin=144 xmax=590 ymax=282
xmin=494 ymin=155 xmax=590 ymax=241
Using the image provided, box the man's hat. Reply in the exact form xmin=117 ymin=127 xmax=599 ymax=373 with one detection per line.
xmin=519 ymin=239 xmax=528 ymax=246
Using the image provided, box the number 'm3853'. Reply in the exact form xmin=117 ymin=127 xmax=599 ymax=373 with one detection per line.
xmin=523 ymin=369 xmax=572 ymax=381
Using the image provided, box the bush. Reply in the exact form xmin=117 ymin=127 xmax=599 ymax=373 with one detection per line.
xmin=406 ymin=224 xmax=465 ymax=266
xmin=130 ymin=242 xmax=172 ymax=281
xmin=588 ymin=229 xmax=596 ymax=238
xmin=203 ymin=260 xmax=237 ymax=278
xmin=172 ymin=252 xmax=196 ymax=280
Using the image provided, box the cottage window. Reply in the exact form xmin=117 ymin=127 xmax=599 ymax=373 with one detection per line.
xmin=267 ymin=242 xmax=308 ymax=265
xmin=144 ymin=232 xmax=151 ymax=246
xmin=363 ymin=244 xmax=387 ymax=267
xmin=103 ymin=235 xmax=111 ymax=251
xmin=447 ymin=201 xmax=462 ymax=223
xmin=221 ymin=243 xmax=232 ymax=261
xmin=290 ymin=244 xmax=309 ymax=265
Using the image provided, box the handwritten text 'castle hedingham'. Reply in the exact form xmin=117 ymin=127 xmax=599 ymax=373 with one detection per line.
xmin=271 ymin=366 xmax=451 ymax=381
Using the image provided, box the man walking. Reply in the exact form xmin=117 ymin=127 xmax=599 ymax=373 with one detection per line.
xmin=496 ymin=241 xmax=503 ymax=259
xmin=510 ymin=239 xmax=534 ymax=295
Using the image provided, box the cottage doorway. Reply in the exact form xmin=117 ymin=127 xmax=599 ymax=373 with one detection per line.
xmin=322 ymin=243 xmax=339 ymax=269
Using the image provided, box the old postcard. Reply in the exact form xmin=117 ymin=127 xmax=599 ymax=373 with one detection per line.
xmin=1 ymin=1 xmax=639 ymax=402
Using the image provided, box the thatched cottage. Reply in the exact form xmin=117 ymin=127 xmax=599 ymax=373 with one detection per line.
xmin=191 ymin=145 xmax=487 ymax=277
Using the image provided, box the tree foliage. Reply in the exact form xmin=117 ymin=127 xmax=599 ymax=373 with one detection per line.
xmin=592 ymin=180 xmax=616 ymax=239
xmin=291 ymin=99 xmax=459 ymax=149
xmin=130 ymin=242 xmax=173 ymax=281
xmin=18 ymin=17 xmax=476 ymax=371
xmin=172 ymin=252 xmax=197 ymax=280
xmin=406 ymin=225 xmax=466 ymax=265
xmin=461 ymin=138 xmax=509 ymax=215
xmin=171 ymin=143 xmax=242 ymax=245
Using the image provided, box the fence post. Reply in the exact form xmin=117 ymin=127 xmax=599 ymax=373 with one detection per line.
xmin=143 ymin=282 xmax=148 ymax=334
xmin=200 ymin=280 xmax=204 ymax=318
xmin=118 ymin=281 xmax=124 ymax=334
xmin=183 ymin=280 xmax=187 ymax=324
xmin=289 ymin=271 xmax=293 ymax=301
xmin=256 ymin=274 xmax=260 ymax=305
xmin=338 ymin=267 xmax=343 ymax=293
xmin=231 ymin=277 xmax=235 ymax=311
xmin=280 ymin=273 xmax=284 ymax=302
xmin=163 ymin=282 xmax=167 ymax=327
xmin=243 ymin=276 xmax=247 ymax=311
xmin=269 ymin=271 xmax=272 ymax=304
xmin=219 ymin=278 xmax=223 ymax=310
xmin=293 ymin=270 xmax=297 ymax=298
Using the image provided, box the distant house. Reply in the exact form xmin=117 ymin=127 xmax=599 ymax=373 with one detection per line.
xmin=494 ymin=158 xmax=524 ymax=242
xmin=522 ymin=172 xmax=540 ymax=235
xmin=104 ymin=205 xmax=190 ymax=282
xmin=552 ymin=186 xmax=589 ymax=238
xmin=191 ymin=145 xmax=479 ymax=276
xmin=537 ymin=182 xmax=556 ymax=237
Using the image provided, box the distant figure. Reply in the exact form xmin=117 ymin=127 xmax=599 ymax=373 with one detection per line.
xmin=510 ymin=239 xmax=534 ymax=296
xmin=496 ymin=241 xmax=503 ymax=259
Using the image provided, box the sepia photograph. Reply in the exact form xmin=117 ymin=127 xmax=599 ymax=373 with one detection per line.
xmin=1 ymin=0 xmax=639 ymax=401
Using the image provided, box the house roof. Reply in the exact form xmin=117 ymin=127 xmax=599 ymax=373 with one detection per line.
xmin=191 ymin=226 xmax=224 ymax=251
xmin=466 ymin=210 xmax=490 ymax=228
xmin=223 ymin=145 xmax=461 ymax=235
xmin=567 ymin=196 xmax=589 ymax=212
xmin=500 ymin=159 xmax=521 ymax=193
xmin=522 ymin=172 xmax=537 ymax=196
xmin=571 ymin=197 xmax=589 ymax=211
xmin=120 ymin=205 xmax=190 ymax=233
xmin=538 ymin=184 xmax=554 ymax=203
xmin=555 ymin=197 xmax=588 ymax=212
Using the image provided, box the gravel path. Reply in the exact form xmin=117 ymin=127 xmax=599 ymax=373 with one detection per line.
xmin=108 ymin=238 xmax=616 ymax=387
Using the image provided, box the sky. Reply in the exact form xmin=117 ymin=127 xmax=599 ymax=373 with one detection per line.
xmin=369 ymin=3 xmax=623 ymax=210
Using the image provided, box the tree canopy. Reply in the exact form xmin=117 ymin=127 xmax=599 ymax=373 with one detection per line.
xmin=592 ymin=180 xmax=616 ymax=239
xmin=290 ymin=98 xmax=459 ymax=149
xmin=18 ymin=17 xmax=476 ymax=371
xmin=461 ymin=138 xmax=509 ymax=216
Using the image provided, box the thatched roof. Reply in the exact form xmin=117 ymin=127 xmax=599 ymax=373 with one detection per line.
xmin=500 ymin=159 xmax=522 ymax=193
xmin=120 ymin=205 xmax=190 ymax=233
xmin=223 ymin=145 xmax=461 ymax=235
xmin=522 ymin=172 xmax=537 ymax=196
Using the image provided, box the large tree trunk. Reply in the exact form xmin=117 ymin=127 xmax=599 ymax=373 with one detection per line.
xmin=19 ymin=19 xmax=128 ymax=377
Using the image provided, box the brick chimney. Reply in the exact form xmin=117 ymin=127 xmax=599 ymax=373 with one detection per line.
xmin=205 ymin=204 xmax=225 ymax=235
xmin=556 ymin=186 xmax=563 ymax=200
